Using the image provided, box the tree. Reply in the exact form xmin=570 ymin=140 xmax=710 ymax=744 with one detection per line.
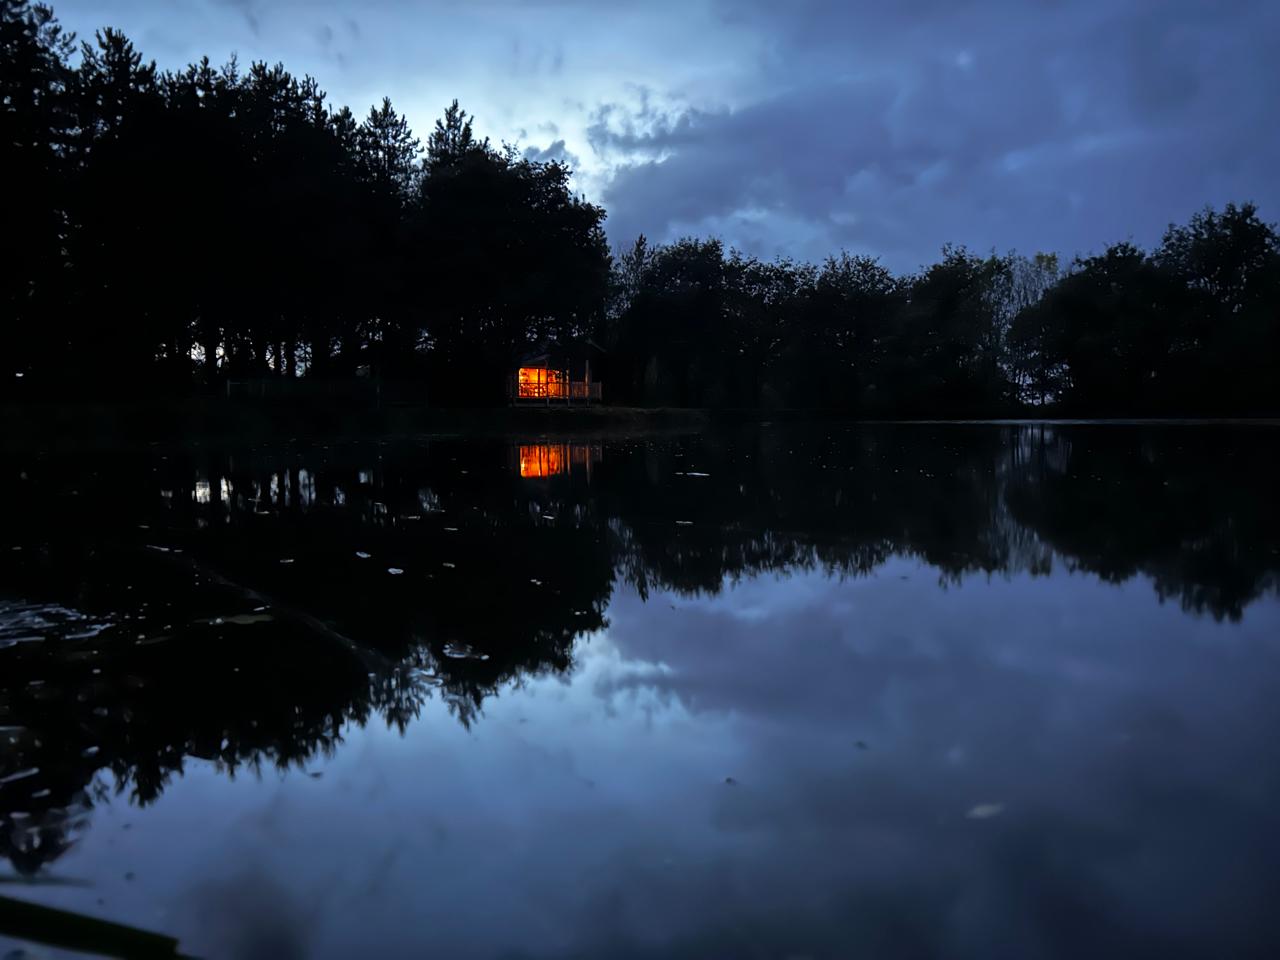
xmin=411 ymin=106 xmax=608 ymax=401
xmin=1 ymin=0 xmax=75 ymax=386
xmin=1154 ymin=203 xmax=1280 ymax=413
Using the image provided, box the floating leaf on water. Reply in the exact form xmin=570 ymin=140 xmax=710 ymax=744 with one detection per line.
xmin=387 ymin=568 xmax=405 ymax=575
xmin=356 ymin=551 xmax=371 ymax=559
xmin=966 ymin=803 xmax=1005 ymax=820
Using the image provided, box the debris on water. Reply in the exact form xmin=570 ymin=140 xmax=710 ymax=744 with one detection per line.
xmin=442 ymin=562 xmax=456 ymax=569
xmin=356 ymin=551 xmax=371 ymax=559
xmin=280 ymin=558 xmax=295 ymax=564
xmin=443 ymin=526 xmax=458 ymax=532
xmin=145 ymin=544 xmax=171 ymax=553
xmin=724 ymin=777 xmax=737 ymax=786
xmin=966 ymin=803 xmax=1005 ymax=820
xmin=0 ymin=768 xmax=39 ymax=784
xmin=82 ymin=746 xmax=100 ymax=757
xmin=253 ymin=606 xmax=268 ymax=612
xmin=855 ymin=740 xmax=869 ymax=750
xmin=530 ymin=578 xmax=542 ymax=586
xmin=388 ymin=567 xmax=404 ymax=575
xmin=443 ymin=642 xmax=489 ymax=661
xmin=31 ymin=788 xmax=51 ymax=799
xmin=686 ymin=471 xmax=710 ymax=477
xmin=308 ymin=771 xmax=323 ymax=779
xmin=675 ymin=520 xmax=693 ymax=526
xmin=201 ymin=612 xmax=274 ymax=626
xmin=124 ymin=871 xmax=135 ymax=882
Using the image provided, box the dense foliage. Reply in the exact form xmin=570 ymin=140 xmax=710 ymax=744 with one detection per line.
xmin=3 ymin=1 xmax=1278 ymax=413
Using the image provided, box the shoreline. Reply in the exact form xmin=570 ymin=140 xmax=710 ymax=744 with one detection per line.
xmin=3 ymin=400 xmax=1277 ymax=451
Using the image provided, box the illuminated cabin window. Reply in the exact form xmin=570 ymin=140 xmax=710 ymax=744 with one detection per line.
xmin=519 ymin=444 xmax=569 ymax=478
xmin=517 ymin=366 xmax=567 ymax=399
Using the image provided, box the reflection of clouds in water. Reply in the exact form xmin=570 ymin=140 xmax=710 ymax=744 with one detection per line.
xmin=571 ymin=569 xmax=1280 ymax=958
xmin=184 ymin=866 xmax=317 ymax=960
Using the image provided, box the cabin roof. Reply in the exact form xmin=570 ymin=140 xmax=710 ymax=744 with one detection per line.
xmin=518 ymin=337 xmax=606 ymax=366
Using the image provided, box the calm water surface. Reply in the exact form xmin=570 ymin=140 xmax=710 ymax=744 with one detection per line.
xmin=1 ymin=424 xmax=1278 ymax=959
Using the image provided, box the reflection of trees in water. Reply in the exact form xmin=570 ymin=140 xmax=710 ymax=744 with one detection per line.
xmin=602 ymin=425 xmax=1278 ymax=617
xmin=1 ymin=426 xmax=1277 ymax=874
xmin=1002 ymin=426 xmax=1280 ymax=620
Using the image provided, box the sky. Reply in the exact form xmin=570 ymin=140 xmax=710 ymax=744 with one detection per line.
xmin=48 ymin=0 xmax=1280 ymax=272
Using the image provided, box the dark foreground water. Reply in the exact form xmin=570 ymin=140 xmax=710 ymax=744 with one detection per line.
xmin=1 ymin=424 xmax=1278 ymax=959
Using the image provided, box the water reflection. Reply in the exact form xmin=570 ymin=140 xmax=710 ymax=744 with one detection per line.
xmin=0 ymin=424 xmax=1278 ymax=936
xmin=516 ymin=441 xmax=602 ymax=478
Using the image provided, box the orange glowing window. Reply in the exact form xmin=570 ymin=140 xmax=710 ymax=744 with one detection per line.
xmin=517 ymin=366 xmax=567 ymax=399
xmin=519 ymin=444 xmax=569 ymax=478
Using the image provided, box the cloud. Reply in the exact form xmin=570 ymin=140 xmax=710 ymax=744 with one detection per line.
xmin=589 ymin=0 xmax=1280 ymax=269
xmin=523 ymin=138 xmax=581 ymax=168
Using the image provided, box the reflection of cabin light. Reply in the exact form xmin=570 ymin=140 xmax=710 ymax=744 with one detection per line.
xmin=519 ymin=444 xmax=568 ymax=478
xmin=358 ymin=469 xmax=373 ymax=485
xmin=194 ymin=480 xmax=211 ymax=504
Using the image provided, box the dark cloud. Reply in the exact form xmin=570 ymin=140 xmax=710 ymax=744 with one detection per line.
xmin=595 ymin=0 xmax=1280 ymax=268
xmin=524 ymin=138 xmax=580 ymax=168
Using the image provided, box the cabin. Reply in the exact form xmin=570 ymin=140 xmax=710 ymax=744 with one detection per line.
xmin=508 ymin=338 xmax=604 ymax=405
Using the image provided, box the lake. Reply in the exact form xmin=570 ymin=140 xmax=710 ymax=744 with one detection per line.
xmin=1 ymin=423 xmax=1278 ymax=959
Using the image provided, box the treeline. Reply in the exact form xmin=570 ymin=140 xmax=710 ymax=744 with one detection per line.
xmin=4 ymin=1 xmax=1278 ymax=414
xmin=604 ymin=219 xmax=1280 ymax=415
